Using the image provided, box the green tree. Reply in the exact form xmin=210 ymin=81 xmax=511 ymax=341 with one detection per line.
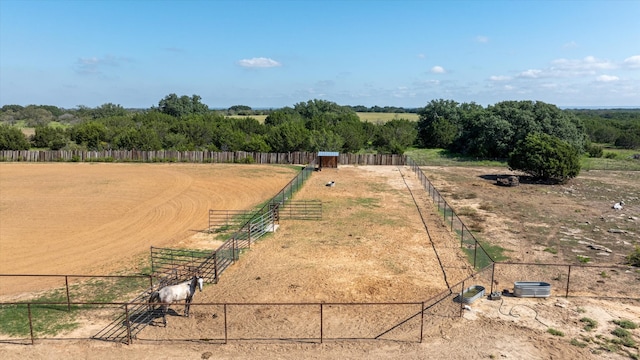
xmin=417 ymin=99 xmax=461 ymax=148
xmin=308 ymin=128 xmax=344 ymax=152
xmin=92 ymin=103 xmax=127 ymax=119
xmin=615 ymin=132 xmax=640 ymax=149
xmin=264 ymin=107 xmax=301 ymax=126
xmin=242 ymin=135 xmax=271 ymax=152
xmin=266 ymin=120 xmax=310 ymax=152
xmin=157 ymin=94 xmax=209 ymax=117
xmin=228 ymin=105 xmax=252 ymax=115
xmin=508 ymin=133 xmax=580 ymax=184
xmin=0 ymin=125 xmax=30 ymax=150
xmin=373 ymin=119 xmax=417 ymax=154
xmin=32 ymin=126 xmax=67 ymax=150
xmin=68 ymin=121 xmax=107 ymax=150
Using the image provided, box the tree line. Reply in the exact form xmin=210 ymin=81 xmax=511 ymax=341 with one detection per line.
xmin=1 ymin=94 xmax=639 ymax=183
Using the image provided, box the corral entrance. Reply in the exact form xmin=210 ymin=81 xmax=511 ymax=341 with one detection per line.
xmin=279 ymin=200 xmax=322 ymax=220
xmin=208 ymin=210 xmax=255 ymax=233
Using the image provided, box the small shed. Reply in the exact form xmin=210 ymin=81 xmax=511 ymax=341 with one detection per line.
xmin=317 ymin=151 xmax=339 ymax=169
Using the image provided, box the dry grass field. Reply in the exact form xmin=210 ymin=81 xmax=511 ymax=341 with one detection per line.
xmin=0 ymin=163 xmax=638 ymax=359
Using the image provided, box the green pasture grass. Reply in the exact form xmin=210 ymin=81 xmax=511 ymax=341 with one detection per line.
xmin=0 ymin=274 xmax=153 ymax=337
xmin=406 ymin=148 xmax=507 ymax=167
xmin=356 ymin=112 xmax=419 ymax=124
xmin=460 ymin=239 xmax=509 ymax=269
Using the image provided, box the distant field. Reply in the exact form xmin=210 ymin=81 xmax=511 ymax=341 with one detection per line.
xmin=356 ymin=112 xmax=419 ymax=123
xmin=225 ymin=113 xmax=419 ymax=124
xmin=225 ymin=114 xmax=268 ymax=123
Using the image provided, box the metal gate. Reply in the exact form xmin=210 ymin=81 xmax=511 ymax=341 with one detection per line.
xmin=278 ymin=200 xmax=322 ymax=220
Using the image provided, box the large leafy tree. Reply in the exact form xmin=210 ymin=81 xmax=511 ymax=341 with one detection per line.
xmin=32 ymin=126 xmax=67 ymax=150
xmin=266 ymin=120 xmax=310 ymax=152
xmin=68 ymin=121 xmax=107 ymax=150
xmin=308 ymin=128 xmax=344 ymax=152
xmin=93 ymin=103 xmax=127 ymax=119
xmin=417 ymin=99 xmax=461 ymax=148
xmin=373 ymin=119 xmax=417 ymax=154
xmin=0 ymin=124 xmax=30 ymax=150
xmin=264 ymin=107 xmax=302 ymax=126
xmin=157 ymin=94 xmax=209 ymax=118
xmin=508 ymin=133 xmax=580 ymax=184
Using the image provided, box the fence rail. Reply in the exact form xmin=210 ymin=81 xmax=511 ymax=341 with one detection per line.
xmin=406 ymin=157 xmax=494 ymax=269
xmin=2 ymin=262 xmax=637 ymax=345
xmin=278 ymin=200 xmax=322 ymax=220
xmin=208 ymin=210 xmax=255 ymax=232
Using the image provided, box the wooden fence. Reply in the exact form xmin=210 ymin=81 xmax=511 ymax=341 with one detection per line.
xmin=0 ymin=150 xmax=406 ymax=166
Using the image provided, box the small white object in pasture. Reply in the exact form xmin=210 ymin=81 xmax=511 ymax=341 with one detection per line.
xmin=612 ymin=200 xmax=625 ymax=210
xmin=463 ymin=305 xmax=472 ymax=311
xmin=326 ymin=181 xmax=335 ymax=187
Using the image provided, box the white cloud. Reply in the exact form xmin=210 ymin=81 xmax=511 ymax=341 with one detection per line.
xmin=413 ymin=79 xmax=440 ymax=87
xmin=518 ymin=69 xmax=543 ymax=78
xmin=563 ymin=41 xmax=578 ymax=49
xmin=75 ymin=55 xmax=131 ymax=75
xmin=596 ymin=75 xmax=619 ymax=82
xmin=489 ymin=75 xmax=511 ymax=81
xmin=623 ymin=55 xmax=640 ymax=69
xmin=417 ymin=53 xmax=426 ymax=59
xmin=431 ymin=66 xmax=446 ymax=74
xmin=237 ymin=57 xmax=282 ymax=68
xmin=551 ymin=56 xmax=615 ymax=73
xmin=475 ymin=35 xmax=489 ymax=43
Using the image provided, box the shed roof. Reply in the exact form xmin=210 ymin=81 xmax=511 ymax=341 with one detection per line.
xmin=317 ymin=151 xmax=339 ymax=157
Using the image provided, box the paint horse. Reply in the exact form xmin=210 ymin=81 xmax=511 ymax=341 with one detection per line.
xmin=148 ymin=275 xmax=204 ymax=327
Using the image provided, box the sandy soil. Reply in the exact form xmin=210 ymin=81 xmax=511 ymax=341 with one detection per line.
xmin=0 ymin=162 xmax=298 ymax=295
xmin=0 ymin=164 xmax=638 ymax=359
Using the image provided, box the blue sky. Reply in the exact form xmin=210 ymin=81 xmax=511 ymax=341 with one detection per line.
xmin=1 ymin=0 xmax=639 ymax=109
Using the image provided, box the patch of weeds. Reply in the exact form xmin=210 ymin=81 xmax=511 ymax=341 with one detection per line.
xmin=547 ymin=328 xmax=565 ymax=337
xmin=600 ymin=271 xmax=609 ymax=278
xmin=576 ymin=307 xmax=586 ymax=313
xmin=612 ymin=327 xmax=632 ymax=338
xmin=570 ymin=338 xmax=588 ymax=348
xmin=581 ymin=317 xmax=598 ymax=331
xmin=577 ymin=255 xmax=591 ymax=263
xmin=478 ymin=202 xmax=494 ymax=211
xmin=544 ymin=247 xmax=558 ymax=254
xmin=457 ymin=206 xmax=478 ymax=217
xmin=599 ymin=325 xmax=638 ymax=351
xmin=627 ymin=246 xmax=640 ymax=267
xmin=469 ymin=222 xmax=485 ymax=232
xmin=613 ymin=319 xmax=638 ymax=329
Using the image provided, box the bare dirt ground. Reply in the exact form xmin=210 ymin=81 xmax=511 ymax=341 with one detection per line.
xmin=0 ymin=164 xmax=638 ymax=359
xmin=0 ymin=163 xmax=298 ymax=296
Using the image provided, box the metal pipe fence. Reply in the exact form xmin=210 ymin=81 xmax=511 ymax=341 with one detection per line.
xmin=3 ymin=159 xmax=639 ymax=346
xmin=406 ymin=157 xmax=494 ymax=269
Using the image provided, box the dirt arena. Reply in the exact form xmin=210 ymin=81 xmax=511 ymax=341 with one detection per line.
xmin=0 ymin=162 xmax=299 ymax=295
xmin=0 ymin=163 xmax=638 ymax=359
